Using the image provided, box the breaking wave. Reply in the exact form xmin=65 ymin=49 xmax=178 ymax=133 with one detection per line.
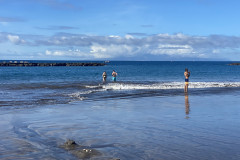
xmin=102 ymin=82 xmax=240 ymax=90
xmin=68 ymin=81 xmax=240 ymax=99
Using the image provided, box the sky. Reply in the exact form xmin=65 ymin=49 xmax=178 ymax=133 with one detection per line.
xmin=1 ymin=0 xmax=240 ymax=61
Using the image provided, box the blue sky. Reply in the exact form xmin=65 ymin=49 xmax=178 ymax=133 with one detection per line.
xmin=1 ymin=0 xmax=240 ymax=60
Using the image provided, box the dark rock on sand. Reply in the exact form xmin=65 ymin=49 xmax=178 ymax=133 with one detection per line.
xmin=72 ymin=148 xmax=102 ymax=159
xmin=60 ymin=139 xmax=121 ymax=159
xmin=61 ymin=139 xmax=79 ymax=150
xmin=60 ymin=139 xmax=102 ymax=159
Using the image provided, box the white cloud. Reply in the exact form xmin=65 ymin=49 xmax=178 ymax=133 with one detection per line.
xmin=109 ymin=35 xmax=121 ymax=38
xmin=2 ymin=32 xmax=240 ymax=60
xmin=45 ymin=50 xmax=65 ymax=56
xmin=45 ymin=49 xmax=91 ymax=59
xmin=125 ymin=34 xmax=134 ymax=39
xmin=8 ymin=35 xmax=20 ymax=43
xmin=90 ymin=44 xmax=137 ymax=58
xmin=7 ymin=34 xmax=25 ymax=44
xmin=149 ymin=44 xmax=194 ymax=56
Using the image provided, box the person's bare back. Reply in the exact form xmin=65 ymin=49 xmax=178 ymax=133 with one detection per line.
xmin=184 ymin=71 xmax=190 ymax=79
xmin=184 ymin=68 xmax=190 ymax=92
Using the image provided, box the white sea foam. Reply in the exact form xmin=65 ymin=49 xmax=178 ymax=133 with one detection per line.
xmin=68 ymin=90 xmax=93 ymax=100
xmin=102 ymin=82 xmax=240 ymax=90
xmin=67 ymin=82 xmax=240 ymax=100
xmin=85 ymin=85 xmax=101 ymax=89
xmin=68 ymin=88 xmax=106 ymax=100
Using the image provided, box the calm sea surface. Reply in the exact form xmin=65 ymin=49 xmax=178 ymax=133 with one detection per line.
xmin=0 ymin=61 xmax=240 ymax=160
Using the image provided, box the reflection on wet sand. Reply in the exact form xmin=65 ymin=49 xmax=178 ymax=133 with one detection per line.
xmin=185 ymin=93 xmax=190 ymax=119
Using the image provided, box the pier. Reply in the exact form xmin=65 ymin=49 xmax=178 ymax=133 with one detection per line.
xmin=228 ymin=63 xmax=240 ymax=66
xmin=0 ymin=61 xmax=106 ymax=67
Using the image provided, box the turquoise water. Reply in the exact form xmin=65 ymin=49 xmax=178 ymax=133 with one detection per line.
xmin=0 ymin=61 xmax=240 ymax=160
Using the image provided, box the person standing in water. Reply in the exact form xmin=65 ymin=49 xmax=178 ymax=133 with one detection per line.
xmin=112 ymin=70 xmax=117 ymax=82
xmin=184 ymin=68 xmax=190 ymax=92
xmin=102 ymin=71 xmax=107 ymax=83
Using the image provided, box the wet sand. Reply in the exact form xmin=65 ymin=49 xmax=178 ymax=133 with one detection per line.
xmin=0 ymin=91 xmax=240 ymax=160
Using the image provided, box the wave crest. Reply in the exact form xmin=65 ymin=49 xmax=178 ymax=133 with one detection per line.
xmin=102 ymin=82 xmax=240 ymax=90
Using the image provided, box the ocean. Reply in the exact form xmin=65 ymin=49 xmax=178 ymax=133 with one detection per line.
xmin=0 ymin=61 xmax=240 ymax=160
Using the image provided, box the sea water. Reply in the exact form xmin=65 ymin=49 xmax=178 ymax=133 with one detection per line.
xmin=0 ymin=61 xmax=240 ymax=160
xmin=1 ymin=61 xmax=240 ymax=107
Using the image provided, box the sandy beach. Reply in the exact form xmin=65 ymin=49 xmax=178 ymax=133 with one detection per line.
xmin=1 ymin=89 xmax=240 ymax=160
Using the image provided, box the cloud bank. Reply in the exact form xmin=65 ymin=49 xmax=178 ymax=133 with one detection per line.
xmin=1 ymin=32 xmax=240 ymax=60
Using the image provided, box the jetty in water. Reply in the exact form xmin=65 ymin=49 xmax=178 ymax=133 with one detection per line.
xmin=228 ymin=63 xmax=240 ymax=66
xmin=0 ymin=61 xmax=106 ymax=67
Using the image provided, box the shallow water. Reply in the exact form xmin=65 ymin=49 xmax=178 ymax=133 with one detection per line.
xmin=1 ymin=91 xmax=240 ymax=160
xmin=1 ymin=61 xmax=240 ymax=159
